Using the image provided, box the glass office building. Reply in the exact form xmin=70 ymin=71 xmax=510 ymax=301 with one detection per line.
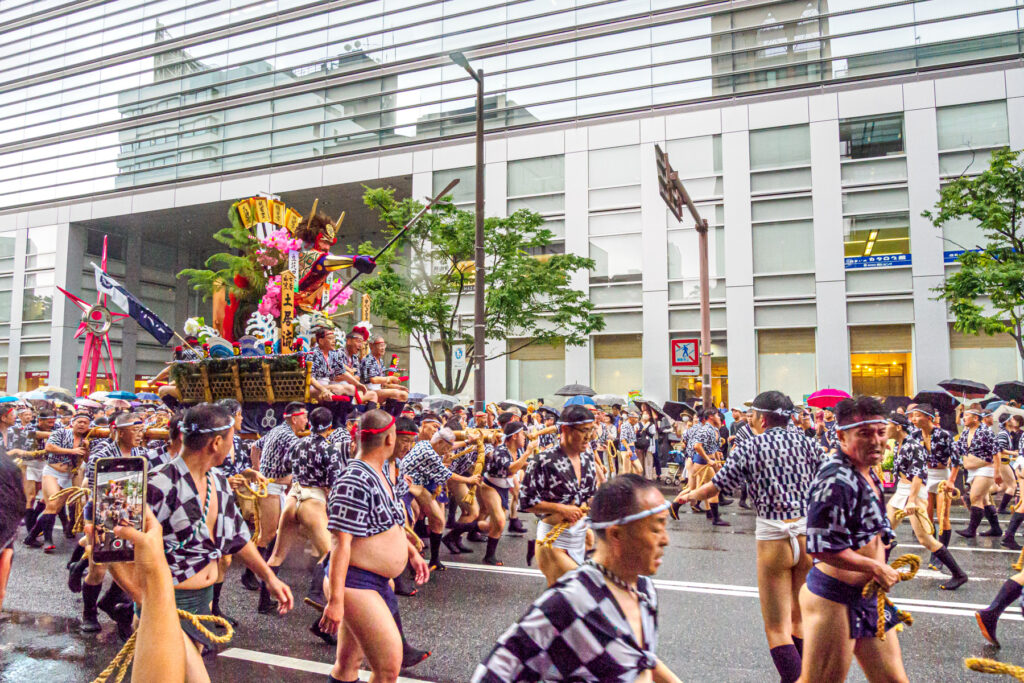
xmin=1 ymin=0 xmax=1023 ymax=401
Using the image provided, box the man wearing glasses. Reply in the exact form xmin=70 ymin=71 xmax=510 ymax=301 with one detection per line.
xmin=360 ymin=335 xmax=409 ymax=405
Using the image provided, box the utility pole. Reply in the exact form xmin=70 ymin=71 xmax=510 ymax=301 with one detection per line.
xmin=450 ymin=52 xmax=486 ymax=412
xmin=656 ymin=144 xmax=713 ymax=409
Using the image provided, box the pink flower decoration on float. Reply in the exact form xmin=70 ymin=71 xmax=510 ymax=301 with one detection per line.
xmin=321 ymin=281 xmax=353 ymax=315
xmin=258 ymin=276 xmax=283 ymax=317
xmin=260 ymin=229 xmax=303 ymax=254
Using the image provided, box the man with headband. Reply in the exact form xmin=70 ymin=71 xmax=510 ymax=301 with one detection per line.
xmin=955 ymin=402 xmax=1002 ymax=539
xmin=677 ymin=391 xmax=825 ymax=683
xmin=520 ymin=404 xmax=599 ymax=586
xmin=319 ymin=409 xmax=431 ymax=683
xmin=906 ymin=402 xmax=958 ymax=570
xmin=682 ymin=408 xmax=730 ymax=527
xmin=116 ymin=403 xmax=291 ymax=682
xmin=400 ymin=427 xmax=480 ymax=571
xmin=250 ymin=401 xmax=307 ymax=613
xmin=25 ymin=411 xmax=93 ymax=552
xmin=799 ymin=396 xmax=907 ymax=682
xmin=473 ymin=474 xmax=681 ymax=683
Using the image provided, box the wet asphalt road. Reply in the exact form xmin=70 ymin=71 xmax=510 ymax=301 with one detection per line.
xmin=4 ymin=495 xmax=1024 ymax=682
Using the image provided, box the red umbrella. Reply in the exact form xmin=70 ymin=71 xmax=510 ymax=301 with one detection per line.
xmin=807 ymin=388 xmax=851 ymax=409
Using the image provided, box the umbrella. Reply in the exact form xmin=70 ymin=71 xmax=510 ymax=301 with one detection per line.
xmin=0 ymin=396 xmax=17 ymax=404
xmin=136 ymin=392 xmax=159 ymax=401
xmin=882 ymin=395 xmax=912 ymax=413
xmin=938 ymin=378 xmax=990 ymax=400
xmin=807 ymin=388 xmax=851 ymax=409
xmin=555 ymin=383 xmax=595 ymax=397
xmin=23 ymin=390 xmax=50 ymax=401
xmin=592 ymin=393 xmax=626 ymax=406
xmin=408 ymin=392 xmax=427 ymax=403
xmin=37 ymin=386 xmax=76 ymax=404
xmin=662 ymin=401 xmax=696 ymax=421
xmin=987 ymin=400 xmax=1007 ymax=411
xmin=106 ymin=390 xmax=137 ymax=400
xmin=422 ymin=394 xmax=459 ymax=410
xmin=75 ymin=398 xmax=102 ymax=409
xmin=994 ymin=381 xmax=1024 ymax=403
xmin=563 ymin=395 xmax=596 ymax=407
xmin=499 ymin=399 xmax=528 ymax=412
xmin=634 ymin=399 xmax=667 ymax=419
xmin=88 ymin=391 xmax=109 ymax=401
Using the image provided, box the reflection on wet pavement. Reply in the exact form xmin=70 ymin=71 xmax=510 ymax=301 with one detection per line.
xmin=0 ymin=611 xmax=123 ymax=683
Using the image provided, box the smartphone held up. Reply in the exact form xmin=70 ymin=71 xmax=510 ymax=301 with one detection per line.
xmin=91 ymin=457 xmax=147 ymax=564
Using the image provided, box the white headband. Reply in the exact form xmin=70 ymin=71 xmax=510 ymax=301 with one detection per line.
xmin=835 ymin=418 xmax=887 ymax=432
xmin=590 ymin=501 xmax=672 ymax=530
xmin=502 ymin=425 xmax=524 ymax=442
xmin=557 ymin=417 xmax=594 ymax=427
xmin=751 ymin=406 xmax=794 ymax=417
xmin=965 ymin=410 xmax=985 ymax=417
xmin=910 ymin=409 xmax=935 ymax=419
xmin=183 ymin=422 xmax=232 ymax=435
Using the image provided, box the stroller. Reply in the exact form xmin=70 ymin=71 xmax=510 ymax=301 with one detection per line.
xmin=661 ymin=449 xmax=687 ymax=486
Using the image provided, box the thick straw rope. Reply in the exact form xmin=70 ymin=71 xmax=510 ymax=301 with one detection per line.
xmin=90 ymin=611 xmax=234 ymax=683
xmin=51 ymin=486 xmax=90 ymax=534
xmin=935 ymin=481 xmax=960 ymax=533
xmin=538 ymin=504 xmax=590 ymax=549
xmin=893 ymin=506 xmax=935 ymax=537
xmin=965 ymin=658 xmax=1024 ymax=681
xmin=860 ymin=554 xmax=920 ymax=640
xmin=233 ymin=479 xmax=269 ymax=541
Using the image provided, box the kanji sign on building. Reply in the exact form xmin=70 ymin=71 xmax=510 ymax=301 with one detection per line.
xmin=671 ymin=338 xmax=699 ymax=376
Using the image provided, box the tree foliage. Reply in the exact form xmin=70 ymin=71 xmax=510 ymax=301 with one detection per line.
xmin=358 ymin=186 xmax=605 ymax=394
xmin=926 ymin=147 xmax=1024 ymax=361
xmin=178 ymin=203 xmax=268 ymax=303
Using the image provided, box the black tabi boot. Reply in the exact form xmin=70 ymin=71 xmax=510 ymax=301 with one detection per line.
xmin=467 ymin=529 xmax=486 ymax=542
xmin=710 ymin=503 xmax=730 ymax=527
xmin=25 ymin=512 xmax=56 ymax=549
xmin=240 ymin=564 xmax=260 ymax=591
xmin=23 ymin=504 xmax=39 ymax=533
xmin=738 ymin=489 xmax=750 ymax=510
xmin=428 ymin=532 xmax=445 ymax=571
xmin=258 ymin=566 xmax=281 ymax=614
xmin=98 ymin=582 xmax=134 ymax=640
xmin=507 ymin=517 xmax=527 ymax=534
xmin=934 ymin=547 xmax=968 ymax=590
xmin=526 ymin=539 xmax=536 ymax=566
xmin=980 ymin=505 xmax=1003 ymax=537
xmin=940 ymin=529 xmax=953 ymax=548
xmin=999 ymin=493 xmax=1014 ymax=514
xmin=413 ymin=518 xmax=429 ymax=540
xmin=483 ymin=537 xmax=503 ymax=566
xmin=67 ymin=556 xmax=88 ymax=593
xmin=445 ymin=500 xmax=457 ymax=529
xmin=957 ymin=506 xmax=984 ymax=538
xmin=309 ymin=556 xmax=329 ymax=604
xmin=80 ymin=582 xmax=102 ymax=633
xmin=67 ymin=543 xmax=85 ymax=569
xmin=393 ymin=560 xmax=418 ymax=597
xmin=57 ymin=505 xmax=74 ymax=538
xmin=394 ymin=609 xmax=430 ymax=669
xmin=212 ymin=581 xmax=238 ymax=627
xmin=977 ymin=579 xmax=1024 ymax=647
xmin=442 ymin=527 xmax=467 ymax=555
xmin=769 ymin=644 xmax=801 ymax=683
xmin=1002 ymin=513 xmax=1024 ymax=550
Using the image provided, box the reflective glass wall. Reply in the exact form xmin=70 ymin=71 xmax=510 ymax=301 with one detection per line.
xmin=2 ymin=0 xmax=1024 ymax=207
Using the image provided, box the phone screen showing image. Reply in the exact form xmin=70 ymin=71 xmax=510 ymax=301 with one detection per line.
xmin=92 ymin=457 xmax=147 ymax=563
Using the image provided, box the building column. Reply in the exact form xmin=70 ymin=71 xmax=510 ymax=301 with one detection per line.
xmin=563 ymin=145 xmax=591 ymax=387
xmin=483 ymin=157 xmax=507 ymax=400
xmin=6 ymin=221 xmax=27 ymax=394
xmin=722 ymin=116 xmax=756 ymax=402
xmin=640 ymin=138 xmax=669 ymax=402
xmin=810 ymin=114 xmax=851 ymax=391
xmin=52 ymin=223 xmax=85 ymax=391
xmin=905 ymin=106 xmax=949 ymax=390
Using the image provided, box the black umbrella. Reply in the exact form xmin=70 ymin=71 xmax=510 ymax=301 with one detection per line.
xmin=938 ymin=378 xmax=990 ymax=400
xmin=912 ymin=390 xmax=955 ymax=412
xmin=555 ymin=383 xmax=595 ymax=397
xmin=634 ymin=399 xmax=666 ymax=420
xmin=994 ymin=381 xmax=1024 ymax=403
xmin=882 ymin=395 xmax=912 ymax=413
xmin=662 ymin=401 xmax=696 ymax=421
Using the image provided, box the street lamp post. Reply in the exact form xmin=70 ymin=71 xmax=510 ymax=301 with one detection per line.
xmin=450 ymin=52 xmax=486 ymax=412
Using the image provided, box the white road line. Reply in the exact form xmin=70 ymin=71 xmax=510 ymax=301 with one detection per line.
xmin=899 ymin=542 xmax=1018 ymax=554
xmin=219 ymin=648 xmax=431 ymax=682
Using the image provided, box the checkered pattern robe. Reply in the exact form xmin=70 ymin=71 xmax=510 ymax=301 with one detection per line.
xmin=147 ymin=456 xmax=252 ymax=584
xmin=713 ymin=427 xmax=826 ymax=520
xmin=45 ymin=427 xmax=81 ymax=466
xmin=806 ymin=452 xmax=892 ymax=554
xmin=451 ymin=444 xmax=484 ymax=477
xmin=290 ymin=433 xmax=344 ymax=488
xmin=84 ymin=441 xmax=148 ymax=489
xmin=954 ymin=424 xmax=999 ymax=464
xmin=256 ymin=423 xmax=301 ymax=479
xmin=618 ymin=421 xmax=636 ymax=448
xmin=308 ymin=348 xmax=336 ymax=382
xmin=328 ymin=427 xmax=352 ymax=464
xmin=471 ymin=563 xmax=659 ymax=682
xmin=216 ymin=435 xmax=251 ymax=477
xmin=400 ymin=440 xmax=452 ymax=487
xmin=689 ymin=423 xmax=721 ymax=465
xmin=520 ymin=445 xmax=597 ymax=512
xmin=485 ymin=445 xmax=518 ymax=480
xmin=327 ymin=459 xmax=406 ymax=537
xmin=360 ymin=354 xmax=388 ymax=384
xmin=146 ymin=439 xmax=174 ymax=470
xmin=892 ymin=437 xmax=928 ymax=483
xmin=910 ymin=427 xmax=958 ymax=468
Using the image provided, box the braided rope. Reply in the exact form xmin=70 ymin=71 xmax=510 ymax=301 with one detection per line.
xmin=935 ymin=481 xmax=960 ymax=533
xmin=965 ymin=658 xmax=1024 ymax=681
xmin=1014 ymin=545 xmax=1024 ymax=573
xmin=233 ymin=479 xmax=269 ymax=541
xmin=462 ymin=436 xmax=487 ymax=507
xmin=861 ymin=554 xmax=920 ymax=640
xmin=538 ymin=504 xmax=589 ymax=550
xmin=893 ymin=506 xmax=935 ymax=537
xmin=50 ymin=486 xmax=90 ymax=535
xmin=90 ymin=611 xmax=233 ymax=683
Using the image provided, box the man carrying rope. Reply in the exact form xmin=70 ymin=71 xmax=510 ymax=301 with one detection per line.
xmin=473 ymin=474 xmax=682 ymax=683
xmin=906 ymin=403 xmax=959 ymax=571
xmin=520 ymin=404 xmax=599 ymax=587
xmin=955 ymin=402 xmax=1002 ymax=539
xmin=678 ymin=391 xmax=825 ymax=683
xmin=112 ymin=403 xmax=292 ymax=683
xmin=885 ymin=412 xmax=968 ymax=590
xmin=799 ymin=396 xmax=907 ymax=683
xmin=674 ymin=409 xmax=730 ymax=527
xmin=25 ymin=411 xmax=92 ymax=552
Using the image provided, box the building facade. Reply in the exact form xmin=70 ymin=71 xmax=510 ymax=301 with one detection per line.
xmin=1 ymin=1 xmax=1023 ymax=403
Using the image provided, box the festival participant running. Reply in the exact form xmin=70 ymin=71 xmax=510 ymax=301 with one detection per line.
xmin=956 ymin=402 xmax=1002 ymax=539
xmin=884 ymin=413 xmax=968 ymax=591
xmin=473 ymin=475 xmax=681 ymax=683
xmin=361 ymin=335 xmax=409 ymax=405
xmin=400 ymin=427 xmax=480 ymax=571
xmin=320 ymin=409 xmax=431 ymax=683
xmin=1000 ymin=415 xmax=1024 ymax=549
xmin=798 ymin=396 xmax=906 ymax=683
xmin=906 ymin=403 xmax=958 ymax=568
xmin=24 ymin=411 xmax=91 ymax=551
xmin=110 ymin=403 xmax=292 ymax=683
xmin=250 ymin=401 xmax=306 ymax=610
xmin=444 ymin=420 xmax=533 ymax=565
xmin=678 ymin=391 xmax=823 ymax=683
xmin=20 ymin=409 xmax=54 ymax=536
xmin=520 ymin=404 xmax=599 ymax=587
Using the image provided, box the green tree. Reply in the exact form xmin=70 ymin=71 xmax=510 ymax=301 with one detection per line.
xmin=926 ymin=147 xmax=1024 ymax=361
xmin=356 ymin=187 xmax=605 ymax=395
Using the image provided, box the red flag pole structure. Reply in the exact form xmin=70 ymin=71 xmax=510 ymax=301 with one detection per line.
xmin=56 ymin=236 xmax=129 ymax=396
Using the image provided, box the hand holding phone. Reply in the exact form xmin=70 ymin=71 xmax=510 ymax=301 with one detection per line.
xmin=91 ymin=456 xmax=147 ymax=564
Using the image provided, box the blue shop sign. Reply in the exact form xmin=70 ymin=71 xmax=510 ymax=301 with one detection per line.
xmin=944 ymin=249 xmax=981 ymax=263
xmin=844 ymin=253 xmax=912 ymax=269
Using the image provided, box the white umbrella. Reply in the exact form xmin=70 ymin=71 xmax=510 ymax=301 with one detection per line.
xmin=88 ymin=391 xmax=110 ymax=401
xmin=592 ymin=393 xmax=626 ymax=406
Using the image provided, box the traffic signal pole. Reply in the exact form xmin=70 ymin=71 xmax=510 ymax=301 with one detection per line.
xmin=656 ymin=144 xmax=713 ymax=409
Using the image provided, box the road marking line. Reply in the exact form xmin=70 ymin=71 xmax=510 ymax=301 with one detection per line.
xmin=219 ymin=648 xmax=431 ymax=682
xmin=899 ymin=542 xmax=1018 ymax=554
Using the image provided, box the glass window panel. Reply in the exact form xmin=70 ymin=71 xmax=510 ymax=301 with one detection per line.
xmin=936 ymin=101 xmax=1009 ymax=151
xmin=941 ymin=215 xmax=985 ymax=253
xmin=749 ymin=125 xmax=810 ymax=170
xmin=950 ymin=347 xmax=1020 ymax=389
xmin=589 ymin=185 xmax=640 ymax=208
xmin=667 ymin=228 xmax=725 ymax=279
xmin=751 ymin=196 xmax=813 ymax=222
xmin=841 ymin=158 xmax=907 ymax=185
xmin=507 ymin=194 xmax=564 ymax=214
xmin=753 ymin=274 xmax=816 ymax=298
xmin=842 ymin=188 xmax=908 ymax=214
xmin=590 ymin=235 xmax=642 ymax=282
xmin=939 ymin=150 xmax=1002 ymax=177
xmin=758 ymin=332 xmax=816 ymax=399
xmin=433 ymin=166 xmax=475 ymax=205
xmin=507 ymin=357 xmax=566 ymax=407
xmin=666 ymin=135 xmax=721 ymax=177
xmin=752 ymin=220 xmax=815 ymax=273
xmin=141 ymin=244 xmax=178 ymax=271
xmin=673 ymin=177 xmax=723 ymax=201
xmin=589 ymin=211 xmax=641 ymax=236
xmin=590 ymin=284 xmax=642 ymax=306
xmin=839 ymin=113 xmax=905 ymax=159
xmin=22 ymin=270 xmax=53 ymax=321
xmin=26 ymin=226 xmax=57 ymax=255
xmin=843 ymin=212 xmax=911 ymax=258
xmin=750 ymin=168 xmax=812 ymax=193
xmin=589 ymin=146 xmax=640 ymax=188
xmin=845 ymin=268 xmax=913 ymax=294
xmin=543 ymin=219 xmax=565 ymax=239
xmin=0 ymin=290 xmax=10 ymax=322
xmin=508 ymin=156 xmax=564 ymax=196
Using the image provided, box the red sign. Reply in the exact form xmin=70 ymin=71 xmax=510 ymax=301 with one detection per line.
xmin=671 ymin=339 xmax=699 ymax=377
xmin=24 ymin=371 xmax=49 ymax=379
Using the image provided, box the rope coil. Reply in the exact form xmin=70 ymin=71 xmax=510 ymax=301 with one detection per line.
xmin=233 ymin=479 xmax=269 ymax=541
xmin=90 ymin=610 xmax=233 ymax=683
xmin=51 ymin=486 xmax=91 ymax=535
xmin=860 ymin=554 xmax=920 ymax=640
xmin=965 ymin=657 xmax=1024 ymax=681
xmin=538 ymin=504 xmax=589 ymax=550
xmin=893 ymin=506 xmax=935 ymax=537
xmin=935 ymin=481 xmax=960 ymax=533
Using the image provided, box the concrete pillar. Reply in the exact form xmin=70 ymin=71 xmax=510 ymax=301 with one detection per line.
xmin=640 ymin=139 xmax=669 ymax=402
xmin=52 ymin=223 xmax=85 ymax=391
xmin=563 ymin=145 xmax=591 ymax=387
